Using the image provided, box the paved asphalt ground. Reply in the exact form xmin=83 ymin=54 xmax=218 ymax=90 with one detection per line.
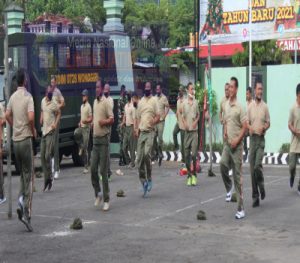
xmin=0 ymin=157 xmax=300 ymax=263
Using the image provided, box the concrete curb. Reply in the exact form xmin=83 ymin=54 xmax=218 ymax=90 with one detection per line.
xmin=162 ymin=152 xmax=291 ymax=165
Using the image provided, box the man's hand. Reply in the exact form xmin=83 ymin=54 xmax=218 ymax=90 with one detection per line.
xmin=192 ymin=121 xmax=198 ymax=130
xmin=51 ymin=123 xmax=57 ymax=130
xmin=99 ymin=120 xmax=107 ymax=127
xmin=230 ymin=138 xmax=240 ymax=149
xmin=257 ymin=127 xmax=265 ymax=136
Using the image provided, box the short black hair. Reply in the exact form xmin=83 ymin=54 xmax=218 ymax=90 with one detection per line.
xmin=297 ymin=83 xmax=300 ymax=95
xmin=16 ymin=68 xmax=25 ymax=86
xmin=246 ymin=87 xmax=252 ymax=93
xmin=187 ymin=82 xmax=193 ymax=89
xmin=225 ymin=83 xmax=229 ymax=86
xmin=121 ymin=84 xmax=126 ymax=90
xmin=230 ymin=77 xmax=238 ymax=88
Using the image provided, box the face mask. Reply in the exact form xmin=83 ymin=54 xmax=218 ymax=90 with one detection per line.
xmin=104 ymin=92 xmax=109 ymax=98
xmin=144 ymin=89 xmax=151 ymax=97
xmin=47 ymin=92 xmax=53 ymax=101
xmin=133 ymin=102 xmax=138 ymax=108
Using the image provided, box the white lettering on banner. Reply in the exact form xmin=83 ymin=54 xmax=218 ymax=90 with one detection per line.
xmin=200 ymin=0 xmax=300 ymax=44
xmin=277 ymin=39 xmax=300 ymax=51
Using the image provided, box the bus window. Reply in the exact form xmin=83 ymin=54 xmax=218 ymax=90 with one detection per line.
xmin=9 ymin=47 xmax=27 ymax=70
xmin=75 ymin=45 xmax=91 ymax=67
xmin=93 ymin=45 xmax=104 ymax=67
xmin=39 ymin=45 xmax=54 ymax=68
xmin=58 ymin=44 xmax=72 ymax=68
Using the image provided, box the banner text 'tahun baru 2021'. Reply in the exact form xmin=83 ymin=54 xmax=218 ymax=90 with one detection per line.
xmin=200 ymin=0 xmax=300 ymax=44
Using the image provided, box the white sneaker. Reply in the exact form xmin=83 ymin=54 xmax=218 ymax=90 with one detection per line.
xmin=102 ymin=202 xmax=110 ymax=211
xmin=225 ymin=185 xmax=234 ymax=202
xmin=54 ymin=171 xmax=60 ymax=180
xmin=83 ymin=168 xmax=89 ymax=174
xmin=116 ymin=169 xmax=124 ymax=176
xmin=235 ymin=210 xmax=245 ymax=219
xmin=229 ymin=169 xmax=233 ymax=176
xmin=94 ymin=193 xmax=102 ymax=207
xmin=0 ymin=197 xmax=6 ymax=205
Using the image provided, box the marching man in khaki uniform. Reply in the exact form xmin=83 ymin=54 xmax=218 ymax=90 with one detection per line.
xmin=40 ymin=87 xmax=61 ymax=192
xmin=49 ymin=76 xmax=65 ymax=179
xmin=136 ymin=82 xmax=160 ymax=197
xmin=173 ymin=86 xmax=186 ymax=163
xmin=182 ymin=83 xmax=200 ymax=187
xmin=91 ymin=81 xmax=114 ymax=211
xmin=122 ymin=91 xmax=136 ymax=168
xmin=153 ymin=84 xmax=169 ymax=166
xmin=248 ymin=82 xmax=270 ymax=207
xmin=6 ymin=69 xmax=36 ymax=231
xmin=220 ymin=77 xmax=247 ymax=220
xmin=104 ymin=83 xmax=113 ymax=180
xmin=219 ymin=83 xmax=233 ymax=176
xmin=74 ymin=89 xmax=92 ymax=174
xmin=288 ymin=83 xmax=300 ymax=195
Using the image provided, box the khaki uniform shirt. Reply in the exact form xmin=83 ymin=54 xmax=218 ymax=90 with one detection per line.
xmin=289 ymin=102 xmax=300 ymax=153
xmin=137 ymin=96 xmax=159 ymax=132
xmin=7 ymin=87 xmax=34 ymax=142
xmin=124 ymin=102 xmax=135 ymax=126
xmin=176 ymin=97 xmax=185 ymax=130
xmin=247 ymin=100 xmax=270 ymax=136
xmin=53 ymin=87 xmax=64 ymax=107
xmin=182 ymin=98 xmax=199 ymax=131
xmin=220 ymin=97 xmax=228 ymax=114
xmin=224 ymin=99 xmax=247 ymax=144
xmin=41 ymin=97 xmax=59 ymax=136
xmin=93 ymin=96 xmax=113 ymax=137
xmin=156 ymin=94 xmax=169 ymax=121
xmin=106 ymin=96 xmax=114 ymax=110
xmin=80 ymin=102 xmax=92 ymax=128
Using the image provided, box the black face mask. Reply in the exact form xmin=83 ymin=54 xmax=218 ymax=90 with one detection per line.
xmin=104 ymin=92 xmax=109 ymax=98
xmin=47 ymin=92 xmax=53 ymax=101
xmin=133 ymin=102 xmax=138 ymax=108
xmin=144 ymin=89 xmax=151 ymax=97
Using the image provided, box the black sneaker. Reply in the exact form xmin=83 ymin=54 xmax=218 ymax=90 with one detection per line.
xmin=16 ymin=208 xmax=33 ymax=232
xmin=43 ymin=180 xmax=49 ymax=192
xmin=290 ymin=175 xmax=295 ymax=188
xmin=48 ymin=178 xmax=53 ymax=191
xmin=260 ymin=186 xmax=266 ymax=200
xmin=252 ymin=199 xmax=260 ymax=208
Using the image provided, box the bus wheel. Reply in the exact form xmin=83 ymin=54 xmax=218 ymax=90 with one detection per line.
xmin=72 ymin=144 xmax=84 ymax=167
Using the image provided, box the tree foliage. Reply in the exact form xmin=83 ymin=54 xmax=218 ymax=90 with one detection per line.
xmin=232 ymin=40 xmax=293 ymax=66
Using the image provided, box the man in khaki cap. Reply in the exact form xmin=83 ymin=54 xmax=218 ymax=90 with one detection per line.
xmin=153 ymin=84 xmax=169 ymax=166
xmin=173 ymin=86 xmax=186 ymax=163
xmin=40 ymin=87 xmax=61 ymax=191
xmin=182 ymin=82 xmax=200 ymax=187
xmin=91 ymin=81 xmax=114 ymax=212
xmin=49 ymin=75 xmax=65 ymax=179
xmin=220 ymin=77 xmax=247 ymax=220
xmin=248 ymin=81 xmax=270 ymax=207
xmin=6 ymin=68 xmax=36 ymax=232
xmin=136 ymin=82 xmax=160 ymax=197
xmin=288 ymin=83 xmax=300 ymax=195
xmin=74 ymin=89 xmax=92 ymax=174
xmin=122 ymin=91 xmax=136 ymax=168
